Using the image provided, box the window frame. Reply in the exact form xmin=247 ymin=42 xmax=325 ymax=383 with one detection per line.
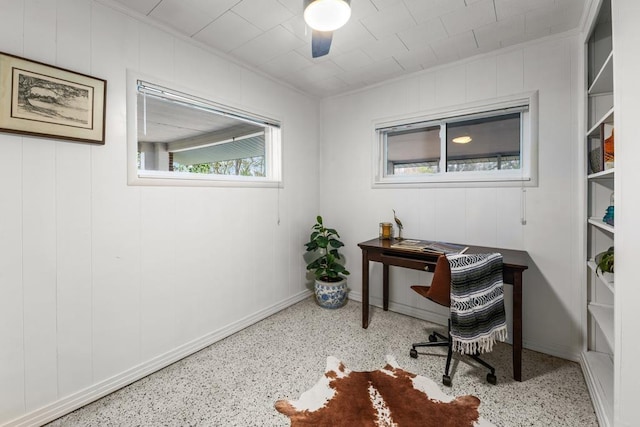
xmin=372 ymin=92 xmax=538 ymax=188
xmin=126 ymin=72 xmax=283 ymax=188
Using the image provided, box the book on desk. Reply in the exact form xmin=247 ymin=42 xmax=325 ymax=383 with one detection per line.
xmin=390 ymin=239 xmax=469 ymax=255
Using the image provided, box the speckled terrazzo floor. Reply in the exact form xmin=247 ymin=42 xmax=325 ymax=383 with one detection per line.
xmin=46 ymin=297 xmax=597 ymax=426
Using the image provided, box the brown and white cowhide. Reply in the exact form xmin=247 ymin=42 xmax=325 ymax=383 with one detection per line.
xmin=275 ymin=356 xmax=495 ymax=427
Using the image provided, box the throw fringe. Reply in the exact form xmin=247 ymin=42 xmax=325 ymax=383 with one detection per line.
xmin=451 ymin=325 xmax=508 ymax=355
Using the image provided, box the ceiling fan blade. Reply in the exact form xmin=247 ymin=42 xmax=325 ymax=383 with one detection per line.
xmin=311 ymin=30 xmax=333 ymax=58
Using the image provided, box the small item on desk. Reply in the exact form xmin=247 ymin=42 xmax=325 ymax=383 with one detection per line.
xmin=393 ymin=209 xmax=404 ymax=241
xmin=391 ymin=239 xmax=469 ymax=255
xmin=423 ymin=241 xmax=469 ymax=255
xmin=390 ymin=239 xmax=424 ymax=251
xmin=379 ymin=222 xmax=394 ymax=240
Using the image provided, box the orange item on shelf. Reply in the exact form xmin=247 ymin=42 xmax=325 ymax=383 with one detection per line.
xmin=604 ymin=128 xmax=614 ymax=169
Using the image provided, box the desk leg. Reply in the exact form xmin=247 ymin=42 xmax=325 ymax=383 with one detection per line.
xmin=383 ymin=263 xmax=389 ymax=311
xmin=362 ymin=249 xmax=369 ymax=329
xmin=513 ymin=272 xmax=523 ymax=381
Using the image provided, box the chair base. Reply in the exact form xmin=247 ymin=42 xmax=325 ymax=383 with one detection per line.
xmin=410 ymin=325 xmax=497 ymax=386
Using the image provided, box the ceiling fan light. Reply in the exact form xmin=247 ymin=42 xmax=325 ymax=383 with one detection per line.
xmin=452 ymin=136 xmax=472 ymax=144
xmin=304 ymin=0 xmax=351 ymax=32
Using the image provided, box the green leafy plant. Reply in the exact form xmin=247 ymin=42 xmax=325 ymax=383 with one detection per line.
xmin=595 ymin=246 xmax=614 ymax=274
xmin=304 ymin=216 xmax=350 ymax=282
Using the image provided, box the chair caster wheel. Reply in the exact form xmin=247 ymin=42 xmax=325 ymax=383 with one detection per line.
xmin=487 ymin=373 xmax=497 ymax=385
xmin=410 ymin=348 xmax=418 ymax=359
xmin=428 ymin=334 xmax=437 ymax=342
xmin=442 ymin=375 xmax=452 ymax=387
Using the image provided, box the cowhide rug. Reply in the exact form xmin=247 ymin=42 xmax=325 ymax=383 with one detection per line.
xmin=275 ymin=356 xmax=495 ymax=427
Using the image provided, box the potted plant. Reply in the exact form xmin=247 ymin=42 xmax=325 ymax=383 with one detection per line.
xmin=304 ymin=215 xmax=350 ymax=308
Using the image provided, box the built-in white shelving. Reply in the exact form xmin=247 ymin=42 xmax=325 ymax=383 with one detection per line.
xmin=588 ymin=217 xmax=614 ymax=233
xmin=588 ymin=51 xmax=614 ymax=94
xmin=588 ymin=303 xmax=614 ymax=349
xmin=587 ymin=260 xmax=615 ymax=293
xmin=583 ymin=1 xmax=614 ymax=425
xmin=587 ymin=167 xmax=614 ymax=180
xmin=587 ymin=107 xmax=614 ymax=137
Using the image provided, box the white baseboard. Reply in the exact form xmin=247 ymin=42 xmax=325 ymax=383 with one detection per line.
xmin=579 ymin=351 xmax=613 ymax=427
xmin=2 ymin=290 xmax=312 ymax=427
xmin=522 ymin=340 xmax=581 ymax=362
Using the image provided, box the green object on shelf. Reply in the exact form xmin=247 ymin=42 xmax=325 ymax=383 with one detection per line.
xmin=595 ymin=247 xmax=614 ymax=274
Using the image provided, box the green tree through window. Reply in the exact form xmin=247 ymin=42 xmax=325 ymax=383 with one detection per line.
xmin=173 ymin=156 xmax=265 ymax=177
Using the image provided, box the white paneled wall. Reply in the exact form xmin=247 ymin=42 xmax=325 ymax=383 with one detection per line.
xmin=0 ymin=134 xmax=25 ymax=421
xmin=320 ymin=34 xmax=583 ymax=361
xmin=0 ymin=1 xmax=318 ymax=425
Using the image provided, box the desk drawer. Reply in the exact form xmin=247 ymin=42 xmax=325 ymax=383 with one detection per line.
xmin=380 ymin=254 xmax=435 ymax=272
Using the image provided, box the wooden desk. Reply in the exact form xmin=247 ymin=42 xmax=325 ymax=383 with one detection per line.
xmin=357 ymin=238 xmax=529 ymax=381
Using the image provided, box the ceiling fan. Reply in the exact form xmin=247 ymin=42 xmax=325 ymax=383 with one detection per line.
xmin=303 ymin=0 xmax=352 ymax=58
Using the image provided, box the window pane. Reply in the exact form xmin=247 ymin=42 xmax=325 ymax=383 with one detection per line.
xmin=171 ymin=134 xmax=266 ymax=176
xmin=446 ymin=113 xmax=521 ymax=172
xmin=385 ymin=126 xmax=440 ymax=176
xmin=137 ymin=89 xmax=270 ymax=177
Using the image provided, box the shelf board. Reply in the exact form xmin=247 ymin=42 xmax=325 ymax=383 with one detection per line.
xmin=587 ymin=260 xmax=615 ymax=293
xmin=588 ymin=217 xmax=615 ymax=233
xmin=581 ymin=350 xmax=613 ymax=427
xmin=588 ymin=168 xmax=615 ymax=180
xmin=588 ymin=51 xmax=614 ymax=95
xmin=587 ymin=107 xmax=614 ymax=137
xmin=588 ymin=303 xmax=614 ymax=349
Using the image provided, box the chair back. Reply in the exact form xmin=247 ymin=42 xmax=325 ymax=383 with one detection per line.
xmin=425 ymin=255 xmax=452 ymax=307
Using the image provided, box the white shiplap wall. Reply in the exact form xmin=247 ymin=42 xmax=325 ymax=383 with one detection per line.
xmin=319 ymin=34 xmax=584 ymax=361
xmin=0 ymin=1 xmax=318 ymax=425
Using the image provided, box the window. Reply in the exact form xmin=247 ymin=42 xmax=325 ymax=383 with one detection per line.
xmin=127 ymin=77 xmax=282 ymax=186
xmin=375 ymin=92 xmax=537 ymax=186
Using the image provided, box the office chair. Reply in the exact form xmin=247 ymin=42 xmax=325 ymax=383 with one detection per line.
xmin=409 ymin=255 xmax=497 ymax=386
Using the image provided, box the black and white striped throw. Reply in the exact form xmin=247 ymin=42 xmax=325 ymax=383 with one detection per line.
xmin=446 ymin=253 xmax=508 ymax=355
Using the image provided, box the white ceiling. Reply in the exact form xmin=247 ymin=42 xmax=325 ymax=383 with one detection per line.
xmin=111 ymin=0 xmax=588 ymax=98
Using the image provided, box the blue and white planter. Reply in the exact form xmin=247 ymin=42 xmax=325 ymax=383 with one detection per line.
xmin=314 ymin=278 xmax=348 ymax=309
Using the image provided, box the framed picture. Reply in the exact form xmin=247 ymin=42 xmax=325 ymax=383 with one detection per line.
xmin=0 ymin=51 xmax=106 ymax=144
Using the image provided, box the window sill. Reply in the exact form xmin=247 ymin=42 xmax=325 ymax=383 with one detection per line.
xmin=373 ymin=173 xmax=533 ymax=189
xmin=130 ymin=170 xmax=282 ymax=188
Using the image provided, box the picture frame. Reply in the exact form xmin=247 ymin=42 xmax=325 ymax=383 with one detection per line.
xmin=0 ymin=51 xmax=106 ymax=144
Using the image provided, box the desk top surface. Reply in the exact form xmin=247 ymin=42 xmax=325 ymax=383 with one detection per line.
xmin=358 ymin=237 xmax=529 ymax=270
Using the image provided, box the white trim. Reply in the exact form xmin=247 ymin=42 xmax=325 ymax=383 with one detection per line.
xmin=371 ymin=91 xmax=539 ymax=188
xmin=2 ymin=291 xmax=312 ymax=427
xmin=580 ymin=350 xmax=613 ymax=427
xmin=135 ymin=170 xmax=282 ymax=188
